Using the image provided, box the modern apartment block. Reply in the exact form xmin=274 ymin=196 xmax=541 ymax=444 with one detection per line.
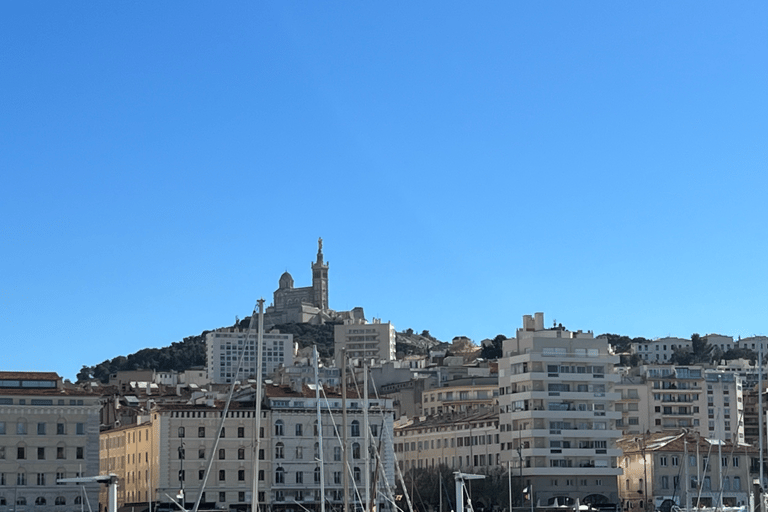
xmin=206 ymin=328 xmax=295 ymax=384
xmin=0 ymin=372 xmax=101 ymax=511
xmin=498 ymin=313 xmax=622 ymax=507
xmin=334 ymin=319 xmax=396 ymax=367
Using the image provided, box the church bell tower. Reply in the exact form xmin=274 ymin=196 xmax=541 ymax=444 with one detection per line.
xmin=311 ymin=237 xmax=329 ymax=310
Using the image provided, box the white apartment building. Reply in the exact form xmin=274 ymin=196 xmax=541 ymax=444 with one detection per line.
xmin=206 ymin=328 xmax=295 ymax=384
xmin=334 ymin=319 xmax=396 ymax=367
xmin=632 ymin=337 xmax=691 ymax=363
xmin=0 ymin=372 xmax=101 ymax=512
xmin=498 ymin=313 xmax=622 ymax=507
xmin=737 ymin=335 xmax=768 ymax=354
xmin=704 ymin=370 xmax=744 ymax=443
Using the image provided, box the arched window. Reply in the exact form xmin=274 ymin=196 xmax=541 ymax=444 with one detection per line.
xmin=275 ymin=420 xmax=284 ymax=436
xmin=275 ymin=442 xmax=284 ymax=459
xmin=351 ymin=420 xmax=360 ymax=437
xmin=353 ymin=466 xmax=361 ymax=483
xmin=17 ymin=497 xmax=27 ymax=505
xmin=275 ymin=467 xmax=285 ymax=484
xmin=55 ymin=496 xmax=66 ymax=505
xmin=35 ymin=497 xmax=46 ymax=505
xmin=74 ymin=496 xmax=82 ymax=504
xmin=352 ymin=442 xmax=361 ymax=459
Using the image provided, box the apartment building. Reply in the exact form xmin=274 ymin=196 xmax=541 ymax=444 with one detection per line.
xmin=206 ymin=328 xmax=295 ymax=384
xmin=632 ymin=338 xmax=691 ymax=364
xmin=99 ymin=419 xmax=159 ymax=509
xmin=644 ymin=366 xmax=704 ymax=433
xmin=614 ymin=369 xmax=650 ymax=436
xmin=0 ymin=372 xmax=101 ymax=511
xmin=498 ymin=313 xmax=622 ymax=507
xmin=264 ymin=382 xmax=395 ymax=512
xmin=394 ymin=409 xmax=500 ymax=473
xmin=154 ymin=399 xmax=268 ymax=511
xmin=617 ymin=431 xmax=756 ymax=511
xmin=420 ymin=376 xmax=498 ymax=416
xmin=704 ymin=371 xmax=744 ymax=443
xmin=334 ymin=319 xmax=396 ymax=367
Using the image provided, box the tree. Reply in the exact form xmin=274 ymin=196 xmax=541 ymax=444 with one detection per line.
xmin=480 ymin=334 xmax=505 ymax=360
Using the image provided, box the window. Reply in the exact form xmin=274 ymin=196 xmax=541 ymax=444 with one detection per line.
xmin=178 ymin=426 xmax=185 ymax=437
xmin=239 ymin=491 xmax=245 ymax=502
xmin=37 ymin=447 xmax=44 ymax=460
xmin=76 ymin=423 xmax=84 ymax=435
xmin=57 ymin=423 xmax=65 ymax=435
xmin=734 ymin=477 xmax=741 ymax=490
xmin=238 ymin=427 xmax=245 ymax=438
xmin=37 ymin=473 xmax=46 ymax=485
xmin=0 ymin=421 xmax=5 ymax=434
xmin=275 ymin=442 xmax=284 ymax=459
xmin=314 ymin=467 xmax=321 ymax=483
xmin=275 ymin=467 xmax=285 ymax=484
xmin=296 ymin=423 xmax=303 ymax=436
xmin=219 ymin=492 xmax=226 ymax=503
xmin=354 ymin=466 xmax=361 ymax=483
xmin=334 ymin=446 xmax=341 ymax=461
xmin=199 ymin=470 xmax=204 ymax=480
xmin=238 ymin=448 xmax=245 ymax=460
xmin=238 ymin=470 xmax=245 ymax=481
xmin=35 ymin=497 xmax=46 ymax=505
xmin=219 ymin=448 xmax=225 ymax=460
xmin=17 ymin=422 xmax=27 ymax=435
xmin=351 ymin=420 xmax=360 ymax=437
xmin=352 ymin=442 xmax=361 ymax=459
xmin=198 ymin=427 xmax=205 ymax=438
xmin=76 ymin=447 xmax=84 ymax=459
xmin=295 ymin=446 xmax=303 ymax=459
xmin=199 ymin=447 xmax=206 ymax=459
xmin=218 ymin=470 xmax=226 ymax=481
xmin=17 ymin=447 xmax=25 ymax=460
xmin=661 ymin=476 xmax=669 ymax=489
xmin=17 ymin=472 xmax=26 ymax=485
xmin=178 ymin=470 xmax=185 ymax=481
xmin=296 ymin=471 xmax=303 ymax=484
xmin=37 ymin=423 xmax=46 ymax=435
xmin=275 ymin=420 xmax=284 ymax=436
xmin=334 ymin=471 xmax=341 ymax=485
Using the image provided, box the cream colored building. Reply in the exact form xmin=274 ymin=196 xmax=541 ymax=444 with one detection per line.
xmin=632 ymin=337 xmax=691 ymax=363
xmin=498 ymin=313 xmax=622 ymax=507
xmin=420 ymin=376 xmax=498 ymax=416
xmin=99 ymin=418 xmax=160 ymax=509
xmin=0 ymin=372 xmax=101 ymax=511
xmin=617 ymin=431 xmax=756 ymax=511
xmin=394 ymin=409 xmax=500 ymax=473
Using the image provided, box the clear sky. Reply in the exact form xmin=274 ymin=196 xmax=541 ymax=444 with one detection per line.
xmin=2 ymin=2 xmax=766 ymax=381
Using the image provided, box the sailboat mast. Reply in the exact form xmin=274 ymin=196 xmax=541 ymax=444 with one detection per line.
xmin=251 ymin=299 xmax=265 ymax=512
xmin=314 ymin=346 xmax=325 ymax=512
xmin=343 ymin=350 xmax=350 ymax=512
xmin=364 ymin=363 xmax=371 ymax=512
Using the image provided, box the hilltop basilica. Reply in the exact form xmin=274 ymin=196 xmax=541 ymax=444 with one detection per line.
xmin=263 ymin=238 xmax=365 ymax=328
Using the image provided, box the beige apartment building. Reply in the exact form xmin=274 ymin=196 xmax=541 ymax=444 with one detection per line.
xmin=420 ymin=376 xmax=498 ymax=416
xmin=394 ymin=409 xmax=500 ymax=473
xmin=617 ymin=431 xmax=756 ymax=511
xmin=99 ymin=418 xmax=159 ymax=509
xmin=498 ymin=313 xmax=622 ymax=507
xmin=0 ymin=372 xmax=101 ymax=512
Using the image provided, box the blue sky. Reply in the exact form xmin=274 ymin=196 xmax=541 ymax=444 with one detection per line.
xmin=2 ymin=2 xmax=766 ymax=381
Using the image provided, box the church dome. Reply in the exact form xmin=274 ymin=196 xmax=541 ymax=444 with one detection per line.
xmin=279 ymin=271 xmax=294 ymax=289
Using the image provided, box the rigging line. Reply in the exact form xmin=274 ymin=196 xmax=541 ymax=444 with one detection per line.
xmin=192 ymin=306 xmax=260 ymax=512
xmin=696 ymin=437 xmax=716 ymax=509
xmin=714 ymin=405 xmax=747 ymax=509
xmin=318 ymin=385 xmax=366 ymax=507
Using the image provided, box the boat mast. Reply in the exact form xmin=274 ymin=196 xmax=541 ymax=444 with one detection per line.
xmin=314 ymin=346 xmax=326 ymax=512
xmin=760 ymin=343 xmax=765 ymax=512
xmin=251 ymin=299 xmax=265 ymax=512
xmin=342 ymin=349 xmax=350 ymax=512
xmin=364 ymin=362 xmax=371 ymax=512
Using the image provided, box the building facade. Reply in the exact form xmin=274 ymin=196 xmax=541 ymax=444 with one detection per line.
xmin=498 ymin=313 xmax=622 ymax=507
xmin=206 ymin=328 xmax=295 ymax=384
xmin=0 ymin=372 xmax=101 ymax=512
xmin=334 ymin=320 xmax=396 ymax=368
